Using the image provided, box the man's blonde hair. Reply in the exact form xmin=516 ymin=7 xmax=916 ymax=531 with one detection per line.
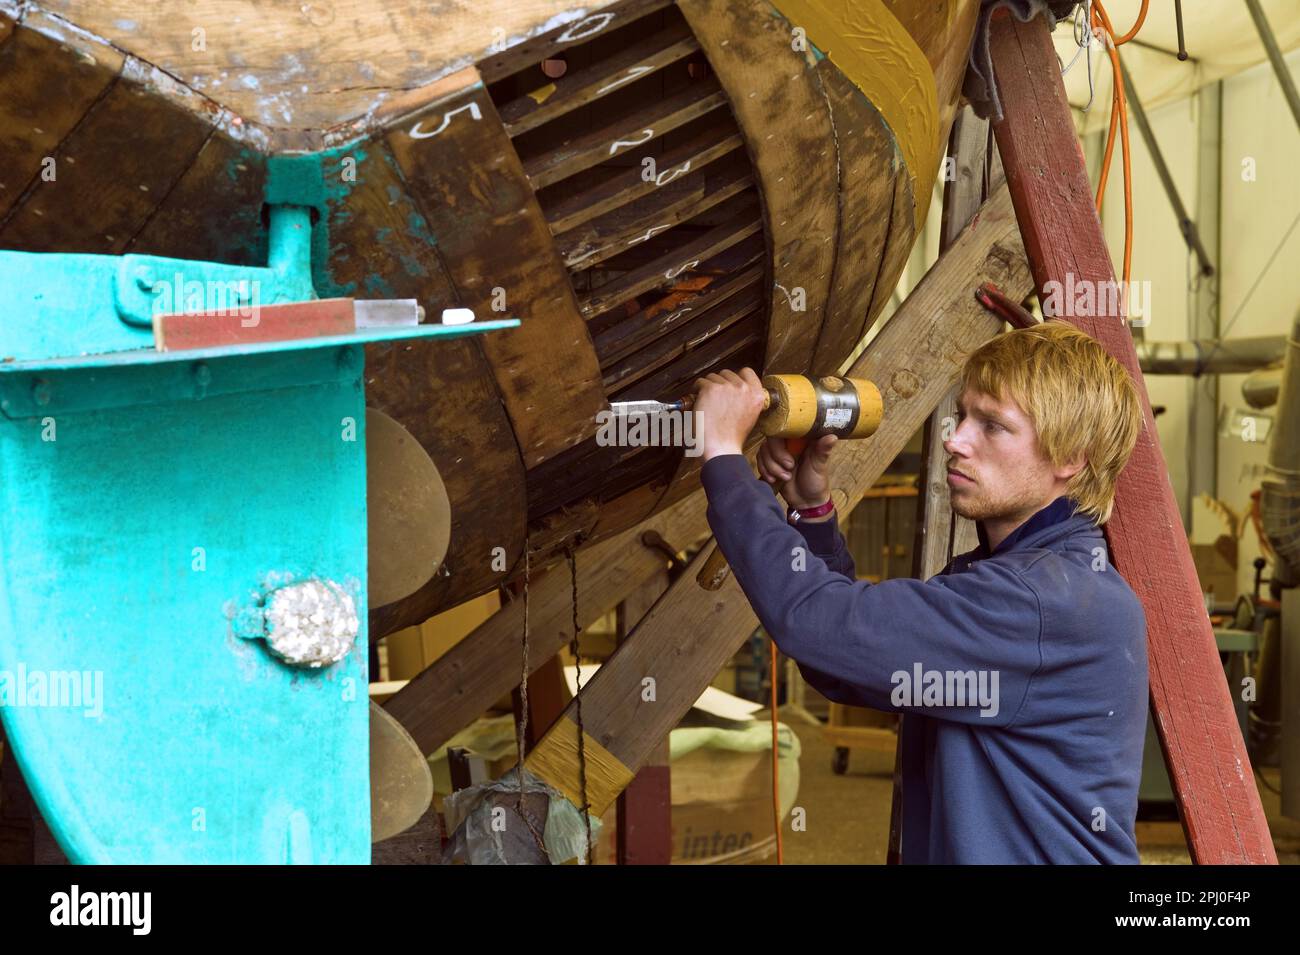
xmin=959 ymin=321 xmax=1143 ymax=525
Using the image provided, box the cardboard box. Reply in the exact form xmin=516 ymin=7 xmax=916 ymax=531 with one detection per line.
xmin=385 ymin=590 xmax=501 ymax=681
xmin=1191 ymin=540 xmax=1238 ymax=603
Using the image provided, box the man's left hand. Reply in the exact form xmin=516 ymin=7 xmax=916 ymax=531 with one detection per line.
xmin=693 ymin=368 xmax=768 ymax=461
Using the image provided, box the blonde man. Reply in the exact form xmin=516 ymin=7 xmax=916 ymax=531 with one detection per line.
xmin=693 ymin=322 xmax=1146 ymax=863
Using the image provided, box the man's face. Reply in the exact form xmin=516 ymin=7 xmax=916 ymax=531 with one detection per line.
xmin=944 ymin=385 xmax=1071 ymax=524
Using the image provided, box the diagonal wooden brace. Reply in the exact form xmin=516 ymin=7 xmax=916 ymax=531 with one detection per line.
xmin=987 ymin=11 xmax=1275 ymax=864
xmin=383 ymin=489 xmax=711 ymax=754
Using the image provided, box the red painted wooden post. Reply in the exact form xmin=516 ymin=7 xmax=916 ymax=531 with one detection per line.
xmin=988 ymin=11 xmax=1275 ymax=863
xmin=617 ymin=739 xmax=672 ymax=865
xmin=615 ymin=570 xmax=673 ymax=865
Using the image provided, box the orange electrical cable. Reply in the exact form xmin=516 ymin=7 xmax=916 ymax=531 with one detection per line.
xmin=770 ymin=637 xmax=783 ymax=864
xmin=1095 ymin=84 xmax=1120 ymax=211
xmin=1112 ymin=0 xmax=1150 ymax=45
xmin=1091 ymin=0 xmax=1134 ymax=291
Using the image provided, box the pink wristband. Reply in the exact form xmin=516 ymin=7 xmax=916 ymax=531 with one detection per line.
xmin=787 ymin=499 xmax=834 ymax=524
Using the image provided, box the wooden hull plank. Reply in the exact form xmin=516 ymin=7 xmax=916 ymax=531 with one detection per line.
xmin=600 ymin=273 xmax=764 ymax=390
xmin=522 ymin=80 xmax=727 ymax=190
xmin=37 ymin=0 xmax=643 ymax=130
xmin=127 ymin=122 xmax=268 ymax=268
xmin=498 ymin=20 xmax=699 ymax=136
xmin=859 ymin=160 xmax=915 ymax=354
xmin=579 ymin=196 xmax=761 ymax=320
xmin=478 ymin=0 xmax=676 ymax=83
xmin=543 ymin=122 xmax=744 ymax=235
xmin=594 ymin=256 xmax=762 ymax=366
xmin=771 ymin=0 xmax=941 ymax=231
xmin=1 ymin=55 xmax=213 ymax=254
xmin=386 ymin=67 xmax=607 ymax=470
xmin=0 ymin=11 xmax=124 ymax=221
xmin=318 ymin=141 xmax=527 ymax=635
xmin=556 ymin=156 xmax=751 ymax=270
xmin=678 ymin=0 xmax=838 ymax=377
xmin=808 ymin=62 xmax=899 ymax=376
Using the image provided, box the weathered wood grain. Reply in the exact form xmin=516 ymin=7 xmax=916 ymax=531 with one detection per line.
xmin=543 ymin=121 xmax=744 ymax=234
xmin=128 ymin=119 xmax=267 ymax=267
xmin=0 ymin=10 xmax=123 ymax=221
xmin=498 ymin=20 xmax=699 ymax=136
xmin=1 ymin=55 xmax=213 ymax=254
xmin=383 ymin=485 xmax=712 ymax=753
xmin=678 ymin=0 xmax=839 ymax=376
xmin=557 ymin=158 xmax=752 ymax=270
xmin=386 ymin=67 xmax=607 ymax=471
xmin=578 ymin=196 xmax=761 ymax=320
xmin=37 ymin=0 xmax=649 ymax=130
xmin=808 ymin=61 xmax=899 ymax=376
xmin=522 ymin=80 xmax=727 ymax=190
xmin=311 ymin=140 xmax=528 ymax=636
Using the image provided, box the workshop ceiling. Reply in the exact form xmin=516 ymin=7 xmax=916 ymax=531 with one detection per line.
xmin=1053 ymin=0 xmax=1300 ymax=132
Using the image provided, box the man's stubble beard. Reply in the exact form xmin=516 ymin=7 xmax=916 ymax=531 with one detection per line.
xmin=950 ymin=480 xmax=1046 ymax=525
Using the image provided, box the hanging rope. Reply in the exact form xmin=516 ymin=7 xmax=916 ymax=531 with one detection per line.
xmin=512 ymin=544 xmax=549 ymax=856
xmin=515 ymin=547 xmax=530 ymax=786
xmin=769 ymin=638 xmax=784 ymax=864
xmin=565 ymin=543 xmax=595 ymax=865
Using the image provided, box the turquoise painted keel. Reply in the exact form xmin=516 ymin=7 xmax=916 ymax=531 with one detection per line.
xmin=0 ymin=209 xmax=517 ymax=862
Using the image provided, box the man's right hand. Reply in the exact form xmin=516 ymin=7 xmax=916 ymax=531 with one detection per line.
xmin=757 ymin=434 xmax=838 ymax=513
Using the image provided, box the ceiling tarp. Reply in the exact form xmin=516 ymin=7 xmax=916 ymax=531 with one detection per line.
xmin=1046 ymin=0 xmax=1300 ymax=133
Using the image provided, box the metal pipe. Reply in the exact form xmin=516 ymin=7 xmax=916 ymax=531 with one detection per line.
xmin=1245 ymin=0 xmax=1300 ymax=133
xmin=1261 ymin=310 xmax=1300 ymax=586
xmin=1120 ymin=66 xmax=1214 ymax=276
xmin=1136 ymin=335 xmax=1284 ymax=375
xmin=1175 ymin=0 xmax=1188 ymax=61
xmin=1244 ymin=367 xmax=1282 ymax=409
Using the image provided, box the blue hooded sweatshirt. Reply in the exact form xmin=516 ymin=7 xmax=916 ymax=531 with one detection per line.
xmin=700 ymin=453 xmax=1148 ymax=864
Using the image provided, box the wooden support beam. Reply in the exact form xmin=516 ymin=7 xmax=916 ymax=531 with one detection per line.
xmin=525 ymin=184 xmax=1033 ymax=817
xmin=987 ymin=11 xmax=1276 ymax=864
xmin=892 ymin=103 xmax=996 ymax=865
xmin=915 ymin=105 xmax=991 ymax=583
xmin=512 ymin=652 xmax=569 ymax=752
xmin=383 ymin=489 xmax=711 ymax=754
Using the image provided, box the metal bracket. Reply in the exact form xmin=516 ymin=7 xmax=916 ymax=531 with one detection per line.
xmin=113 ymin=205 xmax=318 ymax=329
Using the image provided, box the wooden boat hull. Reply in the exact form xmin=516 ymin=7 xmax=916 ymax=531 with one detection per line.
xmin=0 ymin=0 xmax=980 ymax=634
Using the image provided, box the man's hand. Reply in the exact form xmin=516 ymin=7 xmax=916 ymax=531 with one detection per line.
xmin=693 ymin=368 xmax=768 ymax=461
xmin=757 ymin=433 xmax=838 ymax=517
